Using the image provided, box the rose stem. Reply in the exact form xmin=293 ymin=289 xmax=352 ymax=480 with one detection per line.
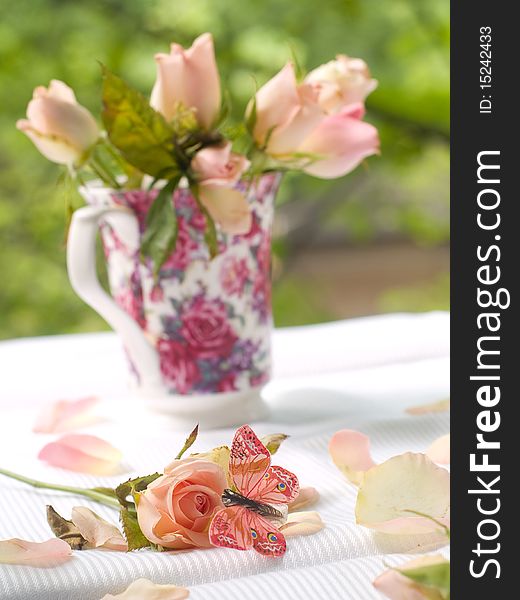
xmin=0 ymin=467 xmax=120 ymax=510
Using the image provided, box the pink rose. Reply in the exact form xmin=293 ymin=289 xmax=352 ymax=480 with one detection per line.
xmin=157 ymin=338 xmax=199 ymax=394
xmin=181 ymin=297 xmax=238 ymax=359
xmin=305 ymin=55 xmax=377 ymax=114
xmin=219 ymin=256 xmax=250 ymax=296
xmin=137 ymin=459 xmax=226 ymax=549
xmin=298 ymin=104 xmax=380 ymax=179
xmin=191 ymin=143 xmax=252 ymax=236
xmin=251 ymin=63 xmax=379 ymax=179
xmin=162 ymin=221 xmax=199 ymax=271
xmin=151 ymin=33 xmax=221 ymax=129
xmin=17 ymin=80 xmax=99 ymax=167
xmin=191 ymin=142 xmax=250 ymax=187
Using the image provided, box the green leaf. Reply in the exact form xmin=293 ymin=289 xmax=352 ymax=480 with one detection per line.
xmin=141 ymin=177 xmax=180 ymax=275
xmin=189 ymin=184 xmax=218 ymax=258
xmin=115 ymin=473 xmax=162 ymax=509
xmin=398 ymin=561 xmax=450 ymax=599
xmin=175 ymin=424 xmax=199 ymax=460
xmin=245 ymin=93 xmax=257 ymax=135
xmin=120 ymin=506 xmax=150 ymax=551
xmin=46 ymin=505 xmax=87 ymax=550
xmin=261 ymin=433 xmax=289 ymax=455
xmin=101 ymin=66 xmax=179 ymax=179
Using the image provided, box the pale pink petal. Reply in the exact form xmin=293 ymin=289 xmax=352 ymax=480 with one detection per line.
xmin=280 ymin=511 xmax=324 ymax=537
xmin=329 ymin=429 xmax=376 ymax=486
xmin=267 ymin=83 xmax=325 ymax=155
xmin=33 ymin=396 xmax=100 ymax=434
xmin=374 ymin=555 xmax=447 ymax=600
xmin=101 ymin=578 xmax=189 ymax=600
xmin=288 ymin=487 xmax=320 ymax=512
xmin=151 ymin=33 xmax=220 ymax=129
xmin=356 ymin=453 xmax=450 ymax=535
xmin=426 ymin=434 xmax=450 ymax=465
xmin=71 ymin=507 xmax=127 ymax=551
xmin=16 ymin=120 xmax=81 ymax=165
xmin=0 ymin=538 xmax=72 ymax=566
xmin=253 ymin=63 xmax=301 ymax=146
xmin=38 ymin=434 xmax=122 ymax=475
xmin=299 ymin=104 xmax=379 ymax=178
xmin=406 ymin=399 xmax=450 ymax=416
xmin=199 ymin=186 xmax=252 ymax=234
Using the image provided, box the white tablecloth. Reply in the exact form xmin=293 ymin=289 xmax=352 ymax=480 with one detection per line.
xmin=0 ymin=312 xmax=450 ymax=600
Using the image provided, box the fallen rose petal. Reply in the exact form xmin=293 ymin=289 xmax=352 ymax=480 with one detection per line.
xmin=356 ymin=453 xmax=450 ymax=535
xmin=288 ymin=486 xmax=320 ymax=512
xmin=38 ymin=434 xmax=122 ymax=474
xmin=406 ymin=399 xmax=450 ymax=416
xmin=101 ymin=578 xmax=189 ymax=599
xmin=426 ymin=434 xmax=450 ymax=465
xmin=71 ymin=507 xmax=127 ymax=551
xmin=280 ymin=511 xmax=324 ymax=537
xmin=329 ymin=429 xmax=376 ymax=485
xmin=0 ymin=538 xmax=72 ymax=566
xmin=33 ymin=396 xmax=100 ymax=434
xmin=374 ymin=555 xmax=449 ymax=600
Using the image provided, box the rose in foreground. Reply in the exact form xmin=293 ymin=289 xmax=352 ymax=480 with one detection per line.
xmin=251 ymin=63 xmax=379 ymax=179
xmin=136 ymin=458 xmax=227 ymax=549
xmin=101 ymin=578 xmax=189 ymax=600
xmin=151 ymin=33 xmax=221 ymax=129
xmin=16 ymin=80 xmax=99 ymax=167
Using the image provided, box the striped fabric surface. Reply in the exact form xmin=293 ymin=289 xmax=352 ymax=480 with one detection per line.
xmin=0 ymin=312 xmax=450 ymax=599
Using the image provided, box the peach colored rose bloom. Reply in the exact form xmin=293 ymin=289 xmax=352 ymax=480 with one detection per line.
xmin=136 ymin=459 xmax=226 ymax=549
xmin=16 ymin=80 xmax=99 ymax=167
xmin=305 ymin=55 xmax=377 ymax=114
xmin=251 ymin=63 xmax=379 ymax=179
xmin=151 ymin=33 xmax=221 ymax=130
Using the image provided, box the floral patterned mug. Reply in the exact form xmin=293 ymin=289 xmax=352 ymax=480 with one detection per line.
xmin=67 ymin=174 xmax=280 ymax=427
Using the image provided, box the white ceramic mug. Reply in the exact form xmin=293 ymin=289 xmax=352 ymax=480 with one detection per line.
xmin=67 ymin=175 xmax=280 ymax=427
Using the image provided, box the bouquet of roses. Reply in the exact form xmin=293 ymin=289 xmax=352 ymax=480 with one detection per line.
xmin=17 ymin=33 xmax=379 ymax=272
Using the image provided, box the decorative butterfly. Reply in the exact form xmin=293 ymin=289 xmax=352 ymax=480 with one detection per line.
xmin=209 ymin=424 xmax=299 ymax=556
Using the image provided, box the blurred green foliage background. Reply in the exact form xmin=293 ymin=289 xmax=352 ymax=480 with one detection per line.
xmin=0 ymin=0 xmax=449 ymax=339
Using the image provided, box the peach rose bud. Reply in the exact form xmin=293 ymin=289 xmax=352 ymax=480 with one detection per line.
xmin=16 ymin=80 xmax=99 ymax=167
xmin=137 ymin=459 xmax=227 ymax=549
xmin=151 ymin=33 xmax=221 ymax=129
xmin=305 ymin=55 xmax=378 ymax=114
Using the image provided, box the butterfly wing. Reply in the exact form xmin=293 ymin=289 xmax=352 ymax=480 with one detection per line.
xmin=209 ymin=506 xmax=253 ymax=551
xmin=230 ymin=425 xmax=271 ymax=497
xmin=254 ymin=464 xmax=300 ymax=504
xmin=249 ymin=512 xmax=287 ymax=557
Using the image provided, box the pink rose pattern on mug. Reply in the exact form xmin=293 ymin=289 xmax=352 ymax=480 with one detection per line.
xmin=96 ymin=174 xmax=279 ymax=395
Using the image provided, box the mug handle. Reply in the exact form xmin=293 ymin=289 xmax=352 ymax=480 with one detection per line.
xmin=66 ymin=205 xmax=162 ymax=389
